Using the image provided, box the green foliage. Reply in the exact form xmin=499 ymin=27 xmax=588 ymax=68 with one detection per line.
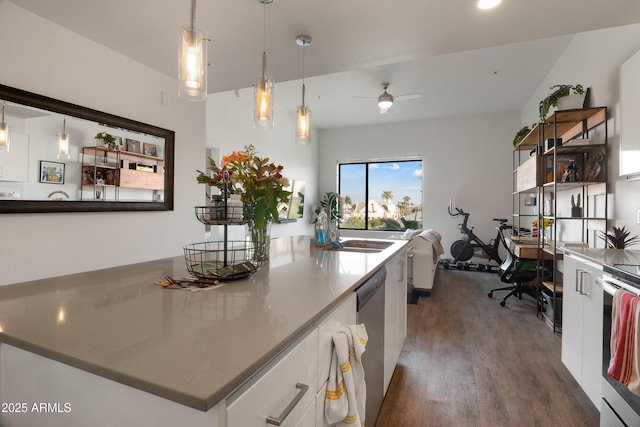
xmin=598 ymin=226 xmax=640 ymax=249
xmin=539 ymin=84 xmax=585 ymax=122
xmin=513 ymin=126 xmax=531 ymax=146
xmin=95 ymin=132 xmax=117 ymax=151
xmin=571 ymin=193 xmax=581 ymax=208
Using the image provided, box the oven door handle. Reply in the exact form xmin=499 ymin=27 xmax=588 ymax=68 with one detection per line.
xmin=597 ymin=277 xmax=621 ymax=296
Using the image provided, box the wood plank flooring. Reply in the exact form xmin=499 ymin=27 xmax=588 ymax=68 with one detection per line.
xmin=375 ymin=268 xmax=600 ymax=427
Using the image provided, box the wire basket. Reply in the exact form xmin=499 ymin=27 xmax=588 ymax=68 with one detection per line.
xmin=194 ymin=205 xmax=245 ymax=225
xmin=183 ymin=241 xmax=262 ymax=281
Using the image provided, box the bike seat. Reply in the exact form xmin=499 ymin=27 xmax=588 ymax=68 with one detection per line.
xmin=493 ymin=218 xmax=508 ymax=223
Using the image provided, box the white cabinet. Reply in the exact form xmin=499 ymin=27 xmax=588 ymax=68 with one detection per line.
xmin=317 ymin=293 xmax=357 ymax=392
xmin=561 ymin=253 xmax=603 ymax=410
xmin=226 ymin=329 xmax=318 ymax=427
xmin=384 ymin=247 xmax=408 ymax=393
xmin=227 ymin=293 xmax=357 ymax=427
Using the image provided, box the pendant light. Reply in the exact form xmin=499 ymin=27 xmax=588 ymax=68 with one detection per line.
xmin=0 ymin=101 xmax=10 ymax=152
xmin=57 ymin=116 xmax=70 ymax=160
xmin=254 ymin=0 xmax=275 ymax=129
xmin=295 ymin=35 xmax=312 ymax=146
xmin=178 ymin=0 xmax=207 ymax=101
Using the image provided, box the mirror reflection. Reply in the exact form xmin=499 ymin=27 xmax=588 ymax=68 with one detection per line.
xmin=0 ymin=84 xmax=174 ymax=213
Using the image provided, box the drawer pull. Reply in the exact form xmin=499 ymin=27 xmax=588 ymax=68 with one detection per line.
xmin=266 ymin=383 xmax=309 ymax=426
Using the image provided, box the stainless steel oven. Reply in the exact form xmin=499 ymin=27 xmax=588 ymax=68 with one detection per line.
xmin=600 ymin=264 xmax=640 ymax=427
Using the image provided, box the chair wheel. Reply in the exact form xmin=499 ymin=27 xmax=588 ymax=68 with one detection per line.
xmin=488 ymin=292 xmax=493 ymax=298
xmin=500 ymin=300 xmax=506 ymax=307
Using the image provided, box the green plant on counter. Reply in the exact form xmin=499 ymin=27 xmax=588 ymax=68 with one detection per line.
xmin=571 ymin=193 xmax=581 ymax=208
xmin=95 ymin=132 xmax=118 ymax=151
xmin=598 ymin=226 xmax=640 ymax=249
xmin=539 ymin=84 xmax=585 ymax=122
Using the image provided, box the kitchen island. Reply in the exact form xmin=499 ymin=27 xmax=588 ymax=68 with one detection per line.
xmin=0 ymin=236 xmax=407 ymax=426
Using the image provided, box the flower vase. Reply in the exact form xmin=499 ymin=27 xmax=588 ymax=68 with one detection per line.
xmin=246 ymin=216 xmax=272 ymax=262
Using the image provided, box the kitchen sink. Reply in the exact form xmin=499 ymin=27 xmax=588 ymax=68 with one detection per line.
xmin=328 ymin=239 xmax=393 ymax=253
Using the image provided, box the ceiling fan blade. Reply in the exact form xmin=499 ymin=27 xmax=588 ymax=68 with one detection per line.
xmin=352 ymin=96 xmax=377 ymax=100
xmin=395 ymin=93 xmax=422 ymax=101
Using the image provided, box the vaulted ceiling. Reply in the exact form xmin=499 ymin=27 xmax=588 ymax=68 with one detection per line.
xmin=9 ymin=0 xmax=640 ymax=128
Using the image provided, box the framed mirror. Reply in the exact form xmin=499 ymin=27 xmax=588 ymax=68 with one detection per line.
xmin=0 ymin=84 xmax=174 ymax=213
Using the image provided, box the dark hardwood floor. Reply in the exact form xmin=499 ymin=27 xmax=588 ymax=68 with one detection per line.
xmin=375 ymin=267 xmax=600 ymax=427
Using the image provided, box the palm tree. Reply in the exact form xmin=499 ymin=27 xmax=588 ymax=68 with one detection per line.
xmin=343 ymin=195 xmax=353 ymax=212
xmin=381 ymin=191 xmax=393 ymax=218
xmin=401 ymin=196 xmax=411 ymax=217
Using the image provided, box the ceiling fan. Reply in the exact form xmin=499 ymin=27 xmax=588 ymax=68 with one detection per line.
xmin=354 ymin=82 xmax=422 ymax=114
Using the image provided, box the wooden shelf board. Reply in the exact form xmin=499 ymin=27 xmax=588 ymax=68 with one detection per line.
xmin=542 ymin=281 xmax=563 ymax=293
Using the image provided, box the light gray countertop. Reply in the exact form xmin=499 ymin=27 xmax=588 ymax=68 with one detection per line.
xmin=563 ymin=247 xmax=640 ymax=267
xmin=0 ymin=236 xmax=407 ymax=412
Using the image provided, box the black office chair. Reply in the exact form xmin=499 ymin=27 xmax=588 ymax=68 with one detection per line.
xmin=487 ymin=228 xmax=549 ymax=307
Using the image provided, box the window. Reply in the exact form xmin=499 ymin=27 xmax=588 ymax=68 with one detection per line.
xmin=338 ymin=159 xmax=422 ymax=231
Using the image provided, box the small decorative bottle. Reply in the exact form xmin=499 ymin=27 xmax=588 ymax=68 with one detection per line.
xmin=315 ymin=209 xmax=328 ymax=245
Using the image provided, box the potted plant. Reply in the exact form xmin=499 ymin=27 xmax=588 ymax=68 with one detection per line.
xmin=598 ymin=226 xmax=640 ymax=249
xmin=539 ymin=84 xmax=586 ymax=122
xmin=95 ymin=132 xmax=118 ymax=151
xmin=570 ymin=193 xmax=582 ymax=217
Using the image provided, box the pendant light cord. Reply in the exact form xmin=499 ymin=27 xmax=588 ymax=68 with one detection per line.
xmin=191 ymin=0 xmax=196 ymax=27
xmin=262 ymin=1 xmax=267 ymax=78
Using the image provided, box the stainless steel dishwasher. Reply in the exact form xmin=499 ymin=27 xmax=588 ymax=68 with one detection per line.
xmin=356 ymin=266 xmax=386 ymax=427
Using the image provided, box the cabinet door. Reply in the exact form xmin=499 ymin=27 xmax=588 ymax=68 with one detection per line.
xmin=226 ymin=329 xmax=318 ymax=427
xmin=561 ymin=254 xmax=583 ymax=383
xmin=317 ymin=293 xmax=357 ymax=392
xmin=580 ymin=260 xmax=603 ymax=410
xmin=384 ymin=247 xmax=408 ymax=394
xmin=561 ymin=253 xmax=603 ymax=410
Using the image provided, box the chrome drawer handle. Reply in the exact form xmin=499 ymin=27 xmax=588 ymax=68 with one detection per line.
xmin=266 ymin=382 xmax=309 ymax=426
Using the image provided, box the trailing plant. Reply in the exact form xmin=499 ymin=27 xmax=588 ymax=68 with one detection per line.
xmin=539 ymin=84 xmax=585 ymax=122
xmin=95 ymin=132 xmax=118 ymax=151
xmin=513 ymin=126 xmax=531 ymax=146
xmin=598 ymin=226 xmax=640 ymax=249
xmin=571 ymin=193 xmax=581 ymax=208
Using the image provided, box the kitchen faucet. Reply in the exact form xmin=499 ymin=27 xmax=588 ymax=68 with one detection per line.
xmin=326 ymin=192 xmax=341 ymax=243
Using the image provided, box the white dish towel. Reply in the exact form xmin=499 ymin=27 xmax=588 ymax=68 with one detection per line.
xmin=325 ymin=324 xmax=368 ymax=426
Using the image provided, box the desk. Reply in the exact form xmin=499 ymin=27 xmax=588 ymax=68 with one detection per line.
xmin=506 ymin=237 xmax=558 ymax=260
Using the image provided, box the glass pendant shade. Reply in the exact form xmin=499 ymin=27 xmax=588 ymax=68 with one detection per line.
xmin=296 ymin=105 xmax=311 ymax=145
xmin=0 ymin=103 xmax=9 ymax=152
xmin=254 ymin=72 xmax=274 ymax=128
xmin=57 ymin=133 xmax=70 ymax=159
xmin=179 ymin=24 xmax=207 ymax=101
xmin=57 ymin=117 xmax=70 ymax=159
xmin=0 ymin=122 xmax=10 ymax=152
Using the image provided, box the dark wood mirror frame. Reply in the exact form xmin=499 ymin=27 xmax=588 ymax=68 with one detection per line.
xmin=0 ymin=84 xmax=174 ymax=214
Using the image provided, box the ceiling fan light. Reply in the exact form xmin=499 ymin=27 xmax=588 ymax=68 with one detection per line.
xmin=378 ymin=94 xmax=394 ymax=110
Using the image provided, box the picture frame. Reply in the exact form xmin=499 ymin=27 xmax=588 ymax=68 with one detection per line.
xmin=143 ymin=142 xmax=157 ymax=157
xmin=126 ymin=138 xmax=141 ymax=154
xmin=555 ymin=154 xmax=583 ymax=183
xmin=39 ymin=161 xmax=65 ymax=184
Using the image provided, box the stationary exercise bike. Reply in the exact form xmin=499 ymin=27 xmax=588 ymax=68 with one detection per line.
xmin=446 ymin=204 xmax=510 ymax=269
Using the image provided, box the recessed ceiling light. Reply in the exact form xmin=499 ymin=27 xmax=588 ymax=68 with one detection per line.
xmin=477 ymin=0 xmax=502 ymax=9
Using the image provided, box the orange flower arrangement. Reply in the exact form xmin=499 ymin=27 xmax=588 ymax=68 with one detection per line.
xmin=197 ymin=144 xmax=291 ymax=226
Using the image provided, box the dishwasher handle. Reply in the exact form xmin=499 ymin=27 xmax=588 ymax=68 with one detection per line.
xmin=356 ymin=266 xmax=387 ymax=311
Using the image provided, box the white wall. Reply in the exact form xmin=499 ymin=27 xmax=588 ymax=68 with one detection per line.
xmin=0 ymin=2 xmax=205 ymax=285
xmin=521 ymin=23 xmax=640 ymax=241
xmin=206 ymin=89 xmax=318 ymax=241
xmin=318 ymin=111 xmax=519 ymax=257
